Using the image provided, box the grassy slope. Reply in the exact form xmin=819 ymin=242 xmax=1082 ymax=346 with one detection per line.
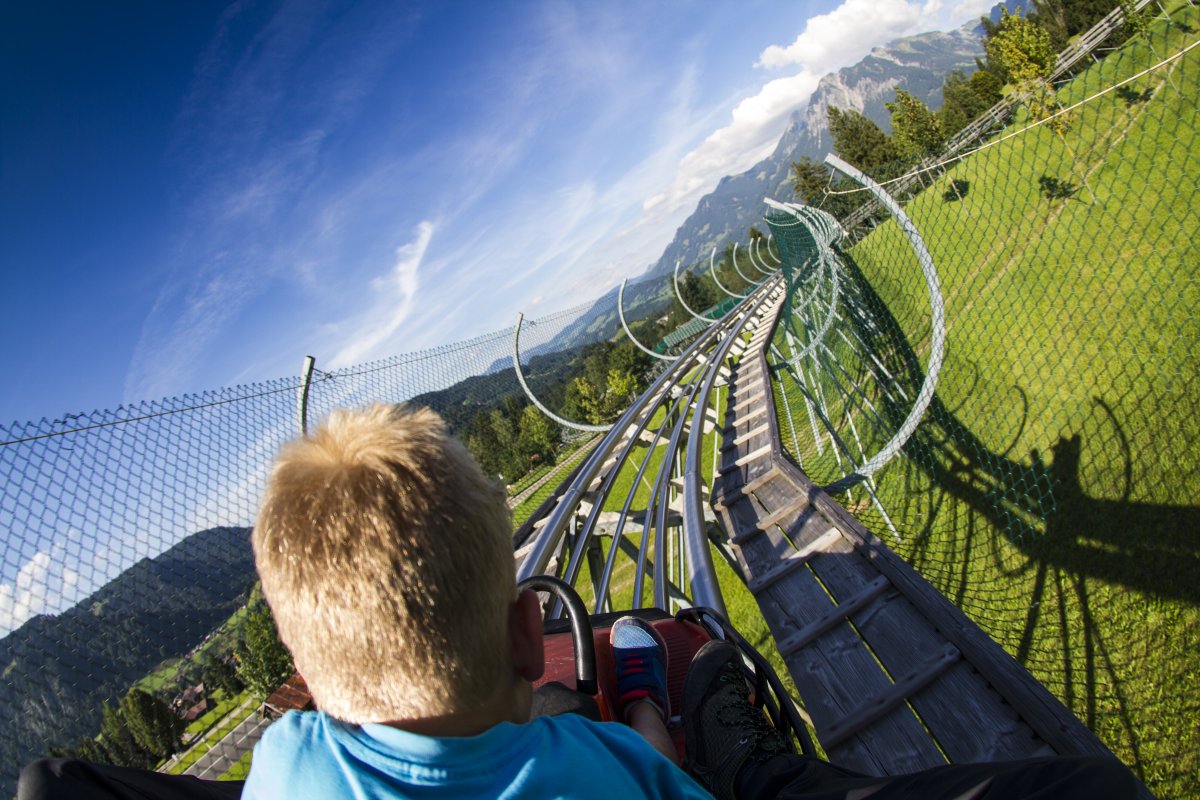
xmin=772 ymin=10 xmax=1197 ymax=798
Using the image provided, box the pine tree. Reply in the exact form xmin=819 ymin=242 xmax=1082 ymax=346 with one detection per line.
xmin=237 ymin=601 xmax=295 ymax=697
xmin=938 ymin=67 xmax=1003 ymax=136
xmin=791 ymin=157 xmax=829 ymax=205
xmin=826 ymin=107 xmax=900 ymax=177
xmin=98 ymin=701 xmax=155 ymax=768
xmin=203 ymin=651 xmax=245 ymax=696
xmin=517 ymin=404 xmax=559 ymax=467
xmin=887 ymin=90 xmax=945 ymax=161
xmin=120 ymin=688 xmax=182 ymax=761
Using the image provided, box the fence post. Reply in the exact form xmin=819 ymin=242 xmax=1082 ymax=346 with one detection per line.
xmin=297 ymin=356 xmax=316 ymax=436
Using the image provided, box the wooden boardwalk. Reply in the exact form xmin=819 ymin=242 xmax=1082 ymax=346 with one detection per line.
xmin=711 ymin=292 xmax=1147 ymax=787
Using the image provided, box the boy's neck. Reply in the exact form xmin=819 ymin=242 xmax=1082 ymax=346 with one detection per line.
xmin=383 ymin=677 xmax=532 ymax=738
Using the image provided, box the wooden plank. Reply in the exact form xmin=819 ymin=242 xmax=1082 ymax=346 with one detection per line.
xmin=747 ymin=528 xmax=841 ymax=593
xmin=777 ymin=575 xmax=891 ymax=657
xmin=802 ymin=532 xmax=1057 ymax=764
xmin=726 ymin=498 xmax=946 ymax=774
xmin=732 ymin=391 xmax=767 ymax=411
xmin=731 ymin=523 xmax=765 ymax=546
xmin=753 ymin=590 xmax=946 ymax=769
xmin=744 ymin=453 xmax=776 ymax=482
xmin=711 ymin=467 xmax=782 ymax=510
xmin=728 ymin=488 xmax=806 ymax=545
xmin=721 ymin=423 xmax=769 ymax=459
xmin=735 ymin=404 xmax=768 ymax=425
xmin=773 ymin=457 xmax=1121 ymax=762
xmin=751 ymin=494 xmax=809 ymax=533
xmin=717 ymin=444 xmax=772 ymax=474
xmin=824 ymin=644 xmax=962 ymax=749
xmin=721 ymin=423 xmax=769 ymax=452
xmin=729 ymin=379 xmax=759 ymax=397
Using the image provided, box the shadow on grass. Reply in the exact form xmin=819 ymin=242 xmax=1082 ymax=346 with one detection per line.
xmin=1115 ymin=85 xmax=1155 ymax=107
xmin=943 ymin=179 xmax=970 ymax=203
xmin=826 ymin=248 xmax=1200 ymax=604
xmin=1039 ymin=175 xmax=1079 ymax=200
xmin=779 ymin=248 xmax=1200 ymax=781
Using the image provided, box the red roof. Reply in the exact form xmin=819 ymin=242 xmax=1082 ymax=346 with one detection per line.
xmin=262 ymin=673 xmax=313 ymax=718
xmin=183 ymin=698 xmax=208 ymax=722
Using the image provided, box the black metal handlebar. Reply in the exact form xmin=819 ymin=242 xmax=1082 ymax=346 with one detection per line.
xmin=517 ymin=575 xmax=597 ymax=696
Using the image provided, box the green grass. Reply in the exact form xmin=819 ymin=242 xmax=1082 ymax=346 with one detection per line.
xmin=134 ymin=603 xmax=254 ymax=695
xmin=218 ymin=750 xmax=253 ymax=781
xmin=771 ymin=11 xmax=1198 ymax=798
xmin=184 ymin=689 xmax=249 ymax=737
xmin=511 ymin=440 xmax=597 ymax=528
xmin=134 ymin=657 xmax=187 ymax=694
xmin=164 ymin=697 xmax=258 ymax=776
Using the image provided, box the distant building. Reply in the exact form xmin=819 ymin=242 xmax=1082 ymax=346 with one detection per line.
xmin=183 ymin=698 xmax=209 ymax=723
xmin=172 ymin=683 xmax=207 ymax=718
xmin=261 ymin=673 xmax=313 ymax=719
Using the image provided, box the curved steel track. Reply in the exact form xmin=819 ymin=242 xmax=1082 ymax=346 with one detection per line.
xmin=515 ymin=272 xmax=786 ymax=619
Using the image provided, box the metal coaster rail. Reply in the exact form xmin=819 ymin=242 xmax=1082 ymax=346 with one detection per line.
xmin=515 ymin=271 xmax=786 ymax=619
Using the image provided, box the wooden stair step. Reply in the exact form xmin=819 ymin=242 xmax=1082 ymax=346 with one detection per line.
xmin=721 ymin=423 xmax=769 ymax=452
xmin=718 ymin=444 xmax=772 ymax=475
xmin=824 ymin=644 xmax=962 ymax=749
xmin=778 ymin=575 xmax=892 ymax=657
xmin=712 ymin=466 xmax=781 ymax=509
xmin=747 ymin=528 xmax=842 ymax=593
xmin=731 ymin=495 xmax=809 ymax=544
xmin=732 ymin=391 xmax=766 ymax=411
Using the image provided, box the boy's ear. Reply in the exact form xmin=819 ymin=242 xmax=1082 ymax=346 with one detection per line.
xmin=510 ymin=589 xmax=545 ymax=682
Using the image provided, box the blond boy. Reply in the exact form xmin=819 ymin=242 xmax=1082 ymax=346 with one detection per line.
xmin=242 ymin=404 xmax=709 ymax=798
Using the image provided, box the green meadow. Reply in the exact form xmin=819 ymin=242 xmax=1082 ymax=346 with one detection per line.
xmin=771 ymin=8 xmax=1198 ymax=797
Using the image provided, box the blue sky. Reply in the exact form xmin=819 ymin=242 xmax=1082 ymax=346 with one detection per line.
xmin=0 ymin=0 xmax=993 ymax=428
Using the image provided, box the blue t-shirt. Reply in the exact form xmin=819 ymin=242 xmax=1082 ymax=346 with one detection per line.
xmin=242 ymin=710 xmax=712 ymax=799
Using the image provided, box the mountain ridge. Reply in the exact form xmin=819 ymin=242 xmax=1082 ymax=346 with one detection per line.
xmin=643 ymin=19 xmax=988 ymax=278
xmin=0 ymin=525 xmax=257 ymax=795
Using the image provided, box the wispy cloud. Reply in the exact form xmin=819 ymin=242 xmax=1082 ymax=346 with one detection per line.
xmin=328 ymin=221 xmax=435 ymax=368
xmin=125 ymin=3 xmax=414 ymax=401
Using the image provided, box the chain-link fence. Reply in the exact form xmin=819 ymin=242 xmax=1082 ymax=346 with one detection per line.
xmin=0 ymin=264 xmax=746 ymax=793
xmin=766 ymin=5 xmax=1198 ymax=797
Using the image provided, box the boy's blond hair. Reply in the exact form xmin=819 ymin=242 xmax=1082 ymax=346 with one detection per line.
xmin=253 ymin=404 xmax=516 ymax=723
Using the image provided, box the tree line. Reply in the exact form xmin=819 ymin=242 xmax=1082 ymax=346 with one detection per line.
xmin=463 ymin=258 xmax=770 ymax=487
xmin=464 ymin=332 xmax=658 ymax=484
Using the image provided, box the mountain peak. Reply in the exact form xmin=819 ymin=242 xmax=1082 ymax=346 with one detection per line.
xmin=643 ymin=18 xmax=988 ymax=278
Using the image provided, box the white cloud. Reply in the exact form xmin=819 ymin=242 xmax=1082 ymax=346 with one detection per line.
xmin=641 ymin=0 xmax=988 ymax=230
xmin=644 ymin=72 xmax=822 ymax=218
xmin=328 ymin=221 xmax=435 ymax=368
xmin=0 ymin=554 xmax=55 ymax=633
xmin=757 ymin=0 xmax=924 ymax=71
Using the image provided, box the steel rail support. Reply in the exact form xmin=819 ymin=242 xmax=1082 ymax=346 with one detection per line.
xmin=618 ymin=279 xmax=677 ymax=362
xmin=512 ymin=313 xmax=612 ymax=433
